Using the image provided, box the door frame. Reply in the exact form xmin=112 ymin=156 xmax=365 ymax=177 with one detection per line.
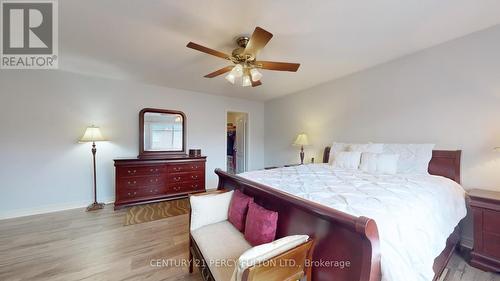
xmin=226 ymin=111 xmax=249 ymax=173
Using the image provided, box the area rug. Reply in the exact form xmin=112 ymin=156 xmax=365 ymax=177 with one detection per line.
xmin=124 ymin=198 xmax=190 ymax=226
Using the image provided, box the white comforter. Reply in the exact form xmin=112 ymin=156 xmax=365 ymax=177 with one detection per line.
xmin=239 ymin=164 xmax=466 ymax=281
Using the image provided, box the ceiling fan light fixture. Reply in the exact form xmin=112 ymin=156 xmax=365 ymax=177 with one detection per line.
xmin=242 ymin=75 xmax=252 ymax=87
xmin=250 ymin=68 xmax=263 ymax=82
xmin=225 ymin=73 xmax=236 ymax=84
xmin=230 ymin=64 xmax=244 ymax=78
xmin=186 ymin=26 xmax=300 ymax=89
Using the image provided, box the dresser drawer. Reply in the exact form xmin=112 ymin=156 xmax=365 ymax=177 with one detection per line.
xmin=117 ymin=175 xmax=165 ymax=189
xmin=166 ymin=172 xmax=203 ymax=184
xmin=169 ymin=180 xmax=204 ymax=194
xmin=117 ymin=165 xmax=165 ymax=178
xmin=483 ymin=209 xmax=500 ymax=235
xmin=167 ymin=162 xmax=205 ymax=173
xmin=117 ymin=186 xmax=166 ymax=201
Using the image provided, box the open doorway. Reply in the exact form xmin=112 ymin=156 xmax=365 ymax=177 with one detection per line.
xmin=227 ymin=112 xmax=248 ymax=174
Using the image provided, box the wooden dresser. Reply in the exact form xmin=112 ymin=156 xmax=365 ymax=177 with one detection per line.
xmin=469 ymin=189 xmax=500 ymax=272
xmin=114 ymin=155 xmax=206 ymax=209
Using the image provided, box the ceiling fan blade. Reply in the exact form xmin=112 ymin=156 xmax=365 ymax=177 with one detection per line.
xmin=186 ymin=42 xmax=231 ymax=60
xmin=243 ymin=27 xmax=273 ymax=56
xmin=251 ymin=79 xmax=262 ymax=87
xmin=255 ymin=61 xmax=300 ymax=72
xmin=204 ymin=66 xmax=234 ymax=78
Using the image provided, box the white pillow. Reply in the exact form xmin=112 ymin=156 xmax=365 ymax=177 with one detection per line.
xmin=331 ymin=151 xmax=362 ymax=169
xmin=329 ymin=142 xmax=383 ymax=164
xmin=328 ymin=142 xmax=349 ymax=164
xmin=230 ymin=235 xmax=309 ymax=281
xmin=383 ymin=144 xmax=435 ymax=174
xmin=360 ymin=153 xmax=399 ymax=174
xmin=189 ymin=190 xmax=234 ymax=231
xmin=347 ymin=143 xmax=384 ymax=153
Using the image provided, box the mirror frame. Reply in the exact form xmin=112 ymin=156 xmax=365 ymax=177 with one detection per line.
xmin=138 ymin=108 xmax=187 ymax=158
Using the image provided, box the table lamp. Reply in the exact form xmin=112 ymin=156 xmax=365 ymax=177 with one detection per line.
xmin=79 ymin=125 xmax=107 ymax=211
xmin=293 ymin=133 xmax=309 ymax=165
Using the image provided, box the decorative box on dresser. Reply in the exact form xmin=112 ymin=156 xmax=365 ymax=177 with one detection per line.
xmin=469 ymin=189 xmax=500 ymax=272
xmin=114 ymin=155 xmax=206 ymax=209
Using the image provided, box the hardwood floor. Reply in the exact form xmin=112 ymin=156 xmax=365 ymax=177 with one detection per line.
xmin=443 ymin=253 xmax=499 ymax=281
xmin=0 ymin=205 xmax=202 ymax=281
xmin=0 ymin=205 xmax=498 ymax=281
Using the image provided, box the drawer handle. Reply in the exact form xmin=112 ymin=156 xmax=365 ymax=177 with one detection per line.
xmin=149 ymin=168 xmax=160 ymax=172
xmin=191 ymin=165 xmax=199 ymax=169
xmin=149 ymin=178 xmax=159 ymax=183
xmin=174 ymin=177 xmax=181 ymax=181
xmin=173 ymin=186 xmax=181 ymax=191
xmin=128 ymin=169 xmax=137 ymax=174
xmin=127 ymin=191 xmax=137 ymax=196
xmin=127 ymin=180 xmax=137 ymax=185
xmin=173 ymin=167 xmax=181 ymax=171
xmin=150 ymin=189 xmax=158 ymax=193
xmin=191 ymin=175 xmax=198 ymax=180
xmin=192 ymin=184 xmax=198 ymax=188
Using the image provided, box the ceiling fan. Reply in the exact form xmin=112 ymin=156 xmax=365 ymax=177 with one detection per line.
xmin=186 ymin=26 xmax=300 ymax=87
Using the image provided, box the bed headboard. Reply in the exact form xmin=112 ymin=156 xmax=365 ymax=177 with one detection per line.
xmin=322 ymin=147 xmax=462 ymax=184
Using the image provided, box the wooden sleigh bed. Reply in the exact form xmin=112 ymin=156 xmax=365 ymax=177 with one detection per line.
xmin=215 ymin=147 xmax=462 ymax=281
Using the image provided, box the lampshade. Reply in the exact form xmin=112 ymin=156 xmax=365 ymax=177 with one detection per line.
xmin=242 ymin=75 xmax=252 ymax=87
xmin=250 ymin=68 xmax=263 ymax=82
xmin=293 ymin=133 xmax=309 ymax=146
xmin=225 ymin=73 xmax=236 ymax=84
xmin=79 ymin=126 xmax=106 ymax=142
xmin=230 ymin=64 xmax=243 ymax=78
xmin=495 ymin=147 xmax=500 ymax=152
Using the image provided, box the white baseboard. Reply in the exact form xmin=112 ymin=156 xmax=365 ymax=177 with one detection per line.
xmin=0 ymin=197 xmax=115 ymax=220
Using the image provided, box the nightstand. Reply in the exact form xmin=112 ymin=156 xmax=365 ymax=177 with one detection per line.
xmin=468 ymin=189 xmax=500 ymax=272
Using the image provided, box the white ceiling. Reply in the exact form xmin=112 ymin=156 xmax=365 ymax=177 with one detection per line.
xmin=59 ymin=0 xmax=500 ymax=101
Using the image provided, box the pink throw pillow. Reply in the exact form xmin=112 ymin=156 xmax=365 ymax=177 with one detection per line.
xmin=228 ymin=190 xmax=253 ymax=232
xmin=244 ymin=202 xmax=278 ymax=246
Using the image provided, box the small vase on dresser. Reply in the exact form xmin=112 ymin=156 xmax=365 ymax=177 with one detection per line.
xmin=114 ymin=108 xmax=206 ymax=209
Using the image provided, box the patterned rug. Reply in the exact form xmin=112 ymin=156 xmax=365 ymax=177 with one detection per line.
xmin=124 ymin=198 xmax=190 ymax=225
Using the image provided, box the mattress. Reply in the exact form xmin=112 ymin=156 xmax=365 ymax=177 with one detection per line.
xmin=239 ymin=164 xmax=467 ymax=281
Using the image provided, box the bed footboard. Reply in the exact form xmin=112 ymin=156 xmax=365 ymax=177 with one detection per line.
xmin=215 ymin=168 xmax=381 ymax=281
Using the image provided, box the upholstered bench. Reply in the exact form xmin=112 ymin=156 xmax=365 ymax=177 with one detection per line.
xmin=188 ymin=190 xmax=314 ymax=281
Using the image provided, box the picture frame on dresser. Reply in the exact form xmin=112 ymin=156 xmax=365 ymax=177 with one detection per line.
xmin=114 ymin=108 xmax=206 ymax=210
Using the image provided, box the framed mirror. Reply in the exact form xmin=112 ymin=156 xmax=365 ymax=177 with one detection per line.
xmin=139 ymin=108 xmax=186 ymax=158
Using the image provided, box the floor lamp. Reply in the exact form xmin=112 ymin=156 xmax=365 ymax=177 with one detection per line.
xmin=80 ymin=125 xmax=106 ymax=211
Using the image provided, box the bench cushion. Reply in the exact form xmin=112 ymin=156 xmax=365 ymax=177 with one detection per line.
xmin=192 ymin=220 xmax=252 ymax=281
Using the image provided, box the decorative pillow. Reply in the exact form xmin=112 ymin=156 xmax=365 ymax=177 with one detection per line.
xmin=230 ymin=235 xmax=309 ymax=281
xmin=331 ymin=151 xmax=362 ymax=169
xmin=244 ymin=202 xmax=278 ymax=246
xmin=329 ymin=142 xmax=383 ymax=164
xmin=360 ymin=152 xmax=399 ymax=174
xmin=228 ymin=190 xmax=253 ymax=232
xmin=189 ymin=190 xmax=234 ymax=231
xmin=382 ymin=144 xmax=435 ymax=174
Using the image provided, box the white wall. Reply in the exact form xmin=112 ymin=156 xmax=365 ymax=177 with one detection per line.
xmin=264 ymin=25 xmax=500 ymax=245
xmin=0 ymin=71 xmax=264 ymax=218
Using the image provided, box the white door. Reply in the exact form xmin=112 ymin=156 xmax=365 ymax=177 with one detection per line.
xmin=235 ymin=116 xmax=246 ymax=173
